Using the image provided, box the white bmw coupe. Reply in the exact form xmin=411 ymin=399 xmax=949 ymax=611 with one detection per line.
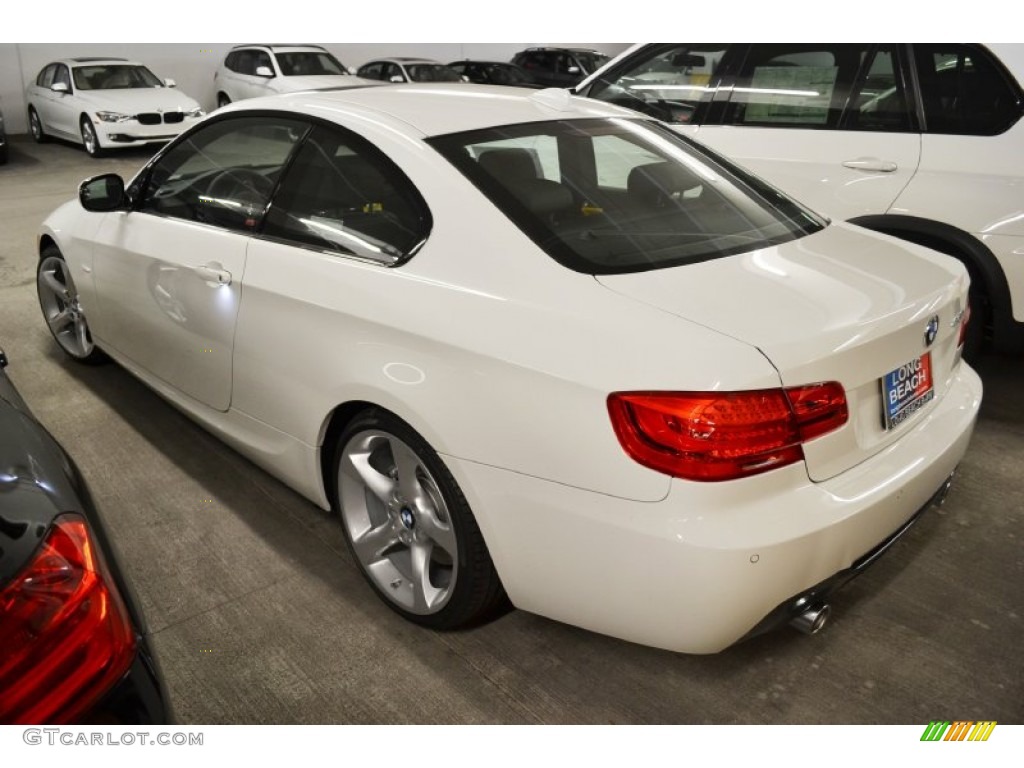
xmin=26 ymin=57 xmax=204 ymax=158
xmin=35 ymin=85 xmax=981 ymax=653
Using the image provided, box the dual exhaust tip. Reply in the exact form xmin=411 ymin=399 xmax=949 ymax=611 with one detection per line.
xmin=789 ymin=601 xmax=831 ymax=635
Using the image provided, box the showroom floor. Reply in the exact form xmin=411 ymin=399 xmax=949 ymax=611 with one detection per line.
xmin=1 ymin=135 xmax=1021 ymax=724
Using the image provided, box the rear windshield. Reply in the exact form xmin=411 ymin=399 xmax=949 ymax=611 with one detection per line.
xmin=407 ymin=64 xmax=463 ymax=82
xmin=428 ymin=118 xmax=825 ymax=274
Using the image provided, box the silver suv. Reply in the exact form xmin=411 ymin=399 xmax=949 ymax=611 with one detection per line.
xmin=576 ymin=44 xmax=1024 ymax=354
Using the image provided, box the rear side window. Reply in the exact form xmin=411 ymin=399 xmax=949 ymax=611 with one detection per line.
xmin=429 ymin=118 xmax=825 ymax=275
xmin=262 ymin=125 xmax=431 ymax=263
xmin=913 ymin=44 xmax=1023 ymax=135
xmin=726 ymin=44 xmax=902 ymax=129
xmin=585 ymin=44 xmax=730 ymax=125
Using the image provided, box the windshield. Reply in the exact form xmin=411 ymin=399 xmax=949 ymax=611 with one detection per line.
xmin=487 ymin=64 xmax=533 ymax=85
xmin=276 ymin=52 xmax=347 ymax=77
xmin=428 ymin=118 xmax=826 ymax=275
xmin=407 ymin=64 xmax=463 ymax=82
xmin=72 ymin=65 xmax=164 ymax=90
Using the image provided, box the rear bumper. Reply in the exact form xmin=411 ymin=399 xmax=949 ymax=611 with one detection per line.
xmin=445 ymin=363 xmax=982 ymax=654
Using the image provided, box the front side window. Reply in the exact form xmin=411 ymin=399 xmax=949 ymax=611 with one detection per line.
xmin=429 ymin=118 xmax=825 ymax=275
xmin=262 ymin=125 xmax=431 ymax=263
xmin=254 ymin=51 xmax=274 ymax=74
xmin=37 ymin=64 xmax=56 ymax=88
xmin=841 ymin=47 xmax=912 ymax=131
xmin=53 ymin=65 xmax=72 ymax=91
xmin=72 ymin=65 xmax=162 ymax=91
xmin=913 ymin=44 xmax=1023 ymax=135
xmin=276 ymin=52 xmax=346 ymax=77
xmin=586 ymin=44 xmax=730 ymax=125
xmin=138 ymin=117 xmax=308 ymax=232
xmin=358 ymin=62 xmax=383 ymax=80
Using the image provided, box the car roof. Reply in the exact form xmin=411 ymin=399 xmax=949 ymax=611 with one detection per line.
xmin=451 ymin=60 xmax=519 ymax=66
xmin=52 ymin=58 xmax=140 ymax=67
xmin=369 ymin=57 xmax=443 ymax=65
xmin=233 ymin=83 xmax=640 ymax=137
xmin=232 ymin=44 xmax=328 ymax=52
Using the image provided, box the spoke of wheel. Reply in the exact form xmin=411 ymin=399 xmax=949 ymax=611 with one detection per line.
xmin=41 ymin=270 xmax=69 ymax=300
xmin=345 ymin=448 xmax=396 ymax=504
xmin=391 ymin=439 xmax=426 ymax=507
xmin=352 ymin=522 xmax=397 ymax=566
xmin=417 ymin=507 xmax=457 ymax=558
xmin=47 ymin=308 xmax=72 ymax=332
xmin=75 ymin=319 xmax=90 ymax=353
xmin=410 ymin=541 xmax=441 ymax=612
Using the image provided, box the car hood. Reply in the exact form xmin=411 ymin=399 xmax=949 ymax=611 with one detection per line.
xmin=597 ymin=223 xmax=970 ymax=481
xmin=275 ymin=74 xmax=379 ymax=92
xmin=76 ymin=88 xmax=201 ymax=113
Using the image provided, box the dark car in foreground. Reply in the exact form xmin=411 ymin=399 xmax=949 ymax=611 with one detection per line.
xmin=0 ymin=346 xmax=170 ymax=724
xmin=511 ymin=47 xmax=610 ymax=88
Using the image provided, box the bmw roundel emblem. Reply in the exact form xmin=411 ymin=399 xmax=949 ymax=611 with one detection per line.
xmin=924 ymin=315 xmax=939 ymax=347
xmin=400 ymin=508 xmax=416 ymax=529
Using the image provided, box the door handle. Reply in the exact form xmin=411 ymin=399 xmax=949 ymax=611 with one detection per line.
xmin=194 ymin=264 xmax=232 ymax=286
xmin=842 ymin=158 xmax=898 ymax=173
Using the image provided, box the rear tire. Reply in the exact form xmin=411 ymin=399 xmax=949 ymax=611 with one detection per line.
xmin=332 ymin=408 xmax=507 ymax=630
xmin=28 ymin=107 xmax=48 ymax=143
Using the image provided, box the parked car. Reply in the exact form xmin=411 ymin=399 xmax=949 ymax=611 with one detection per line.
xmin=214 ymin=44 xmax=372 ymax=108
xmin=356 ymin=58 xmax=464 ymax=83
xmin=511 ymin=47 xmax=610 ymax=88
xmin=447 ymin=60 xmax=540 ymax=88
xmin=25 ymin=57 xmax=204 ymax=158
xmin=35 ymin=86 xmax=980 ymax=654
xmin=0 ymin=346 xmax=171 ymax=724
xmin=575 ymin=43 xmax=1024 ymax=355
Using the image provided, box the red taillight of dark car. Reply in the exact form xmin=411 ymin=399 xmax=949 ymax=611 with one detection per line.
xmin=0 ymin=514 xmax=136 ymax=724
xmin=608 ymin=383 xmax=848 ymax=481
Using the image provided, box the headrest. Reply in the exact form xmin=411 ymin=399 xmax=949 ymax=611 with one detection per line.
xmin=478 ymin=148 xmax=540 ymax=182
xmin=627 ymin=162 xmax=703 ymax=206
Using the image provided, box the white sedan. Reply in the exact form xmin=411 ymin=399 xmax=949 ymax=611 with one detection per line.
xmin=35 ymin=86 xmax=981 ymax=654
xmin=26 ymin=57 xmax=204 ymax=158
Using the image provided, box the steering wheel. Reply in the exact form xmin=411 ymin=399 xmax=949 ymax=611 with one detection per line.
xmin=205 ymin=168 xmax=274 ymax=208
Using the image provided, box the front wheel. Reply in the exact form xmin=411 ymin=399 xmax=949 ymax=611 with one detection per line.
xmin=28 ymin=107 xmax=48 ymax=143
xmin=80 ymin=117 xmax=104 ymax=158
xmin=333 ymin=409 xmax=506 ymax=629
xmin=37 ymin=246 xmax=106 ymax=364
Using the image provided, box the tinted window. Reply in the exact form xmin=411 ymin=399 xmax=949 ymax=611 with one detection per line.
xmin=254 ymin=51 xmax=273 ymax=73
xmin=841 ymin=47 xmax=912 ymax=131
xmin=914 ymin=44 xmax=1023 ymax=135
xmin=263 ymin=125 xmax=431 ymax=263
xmin=406 ymin=64 xmax=462 ymax=82
xmin=235 ymin=50 xmax=257 ymax=76
xmin=586 ymin=44 xmax=729 ymax=124
xmin=727 ymin=44 xmax=887 ymax=129
xmin=37 ymin=64 xmax=56 ymax=88
xmin=276 ymin=52 xmax=346 ymax=77
xmin=358 ymin=62 xmax=383 ymax=80
xmin=430 ymin=119 xmax=825 ymax=275
xmin=139 ymin=117 xmax=308 ymax=232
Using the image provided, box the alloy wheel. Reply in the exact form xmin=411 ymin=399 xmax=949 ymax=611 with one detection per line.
xmin=37 ymin=255 xmax=95 ymax=359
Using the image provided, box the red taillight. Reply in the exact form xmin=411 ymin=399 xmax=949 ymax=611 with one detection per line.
xmin=0 ymin=515 xmax=136 ymax=724
xmin=957 ymin=301 xmax=972 ymax=348
xmin=608 ymin=383 xmax=848 ymax=482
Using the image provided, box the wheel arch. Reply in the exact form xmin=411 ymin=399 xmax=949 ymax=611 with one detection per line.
xmin=849 ymin=213 xmax=1019 ymax=350
xmin=38 ymin=233 xmax=58 ymax=258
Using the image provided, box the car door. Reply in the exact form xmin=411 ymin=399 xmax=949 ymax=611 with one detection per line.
xmin=88 ymin=115 xmax=308 ymax=411
xmin=696 ymin=44 xmax=921 ymax=220
xmin=49 ymin=64 xmax=78 ymax=139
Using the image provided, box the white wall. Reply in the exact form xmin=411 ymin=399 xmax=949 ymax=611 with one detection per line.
xmin=0 ymin=43 xmax=630 ymax=134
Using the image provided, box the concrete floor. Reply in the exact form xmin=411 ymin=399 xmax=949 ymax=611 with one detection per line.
xmin=1 ymin=134 xmax=1021 ymax=724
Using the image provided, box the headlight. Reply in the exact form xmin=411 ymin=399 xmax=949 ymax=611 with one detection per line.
xmin=186 ymin=107 xmax=204 ymax=118
xmin=95 ymin=111 xmax=133 ymax=123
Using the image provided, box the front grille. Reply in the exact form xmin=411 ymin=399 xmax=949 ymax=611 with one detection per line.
xmin=137 ymin=113 xmax=160 ymax=125
xmin=163 ymin=112 xmax=183 ymax=124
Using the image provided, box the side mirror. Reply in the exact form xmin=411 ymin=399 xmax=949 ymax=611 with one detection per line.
xmin=389 ymin=74 xmax=405 ymax=83
xmin=255 ymin=66 xmax=274 ymax=78
xmin=461 ymin=75 xmax=470 ymax=82
xmin=164 ymin=78 xmax=176 ymax=88
xmin=347 ymin=67 xmax=358 ymax=76
xmin=51 ymin=81 xmax=69 ymax=94
xmin=79 ymin=174 xmax=127 ymax=212
xmin=567 ymin=65 xmax=581 ymax=75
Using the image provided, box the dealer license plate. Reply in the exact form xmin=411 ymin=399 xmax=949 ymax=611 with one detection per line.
xmin=881 ymin=353 xmax=934 ymax=430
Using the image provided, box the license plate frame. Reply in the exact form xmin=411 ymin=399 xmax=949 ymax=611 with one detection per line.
xmin=881 ymin=352 xmax=935 ymax=430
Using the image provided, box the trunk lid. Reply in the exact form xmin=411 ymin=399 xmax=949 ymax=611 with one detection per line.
xmin=596 ymin=223 xmax=970 ymax=481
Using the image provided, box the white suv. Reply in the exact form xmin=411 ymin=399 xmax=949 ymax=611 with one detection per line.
xmin=214 ymin=45 xmax=372 ymax=108
xmin=576 ymin=44 xmax=1024 ymax=354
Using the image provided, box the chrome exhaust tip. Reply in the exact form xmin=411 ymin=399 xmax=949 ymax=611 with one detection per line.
xmin=790 ymin=602 xmax=831 ymax=635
